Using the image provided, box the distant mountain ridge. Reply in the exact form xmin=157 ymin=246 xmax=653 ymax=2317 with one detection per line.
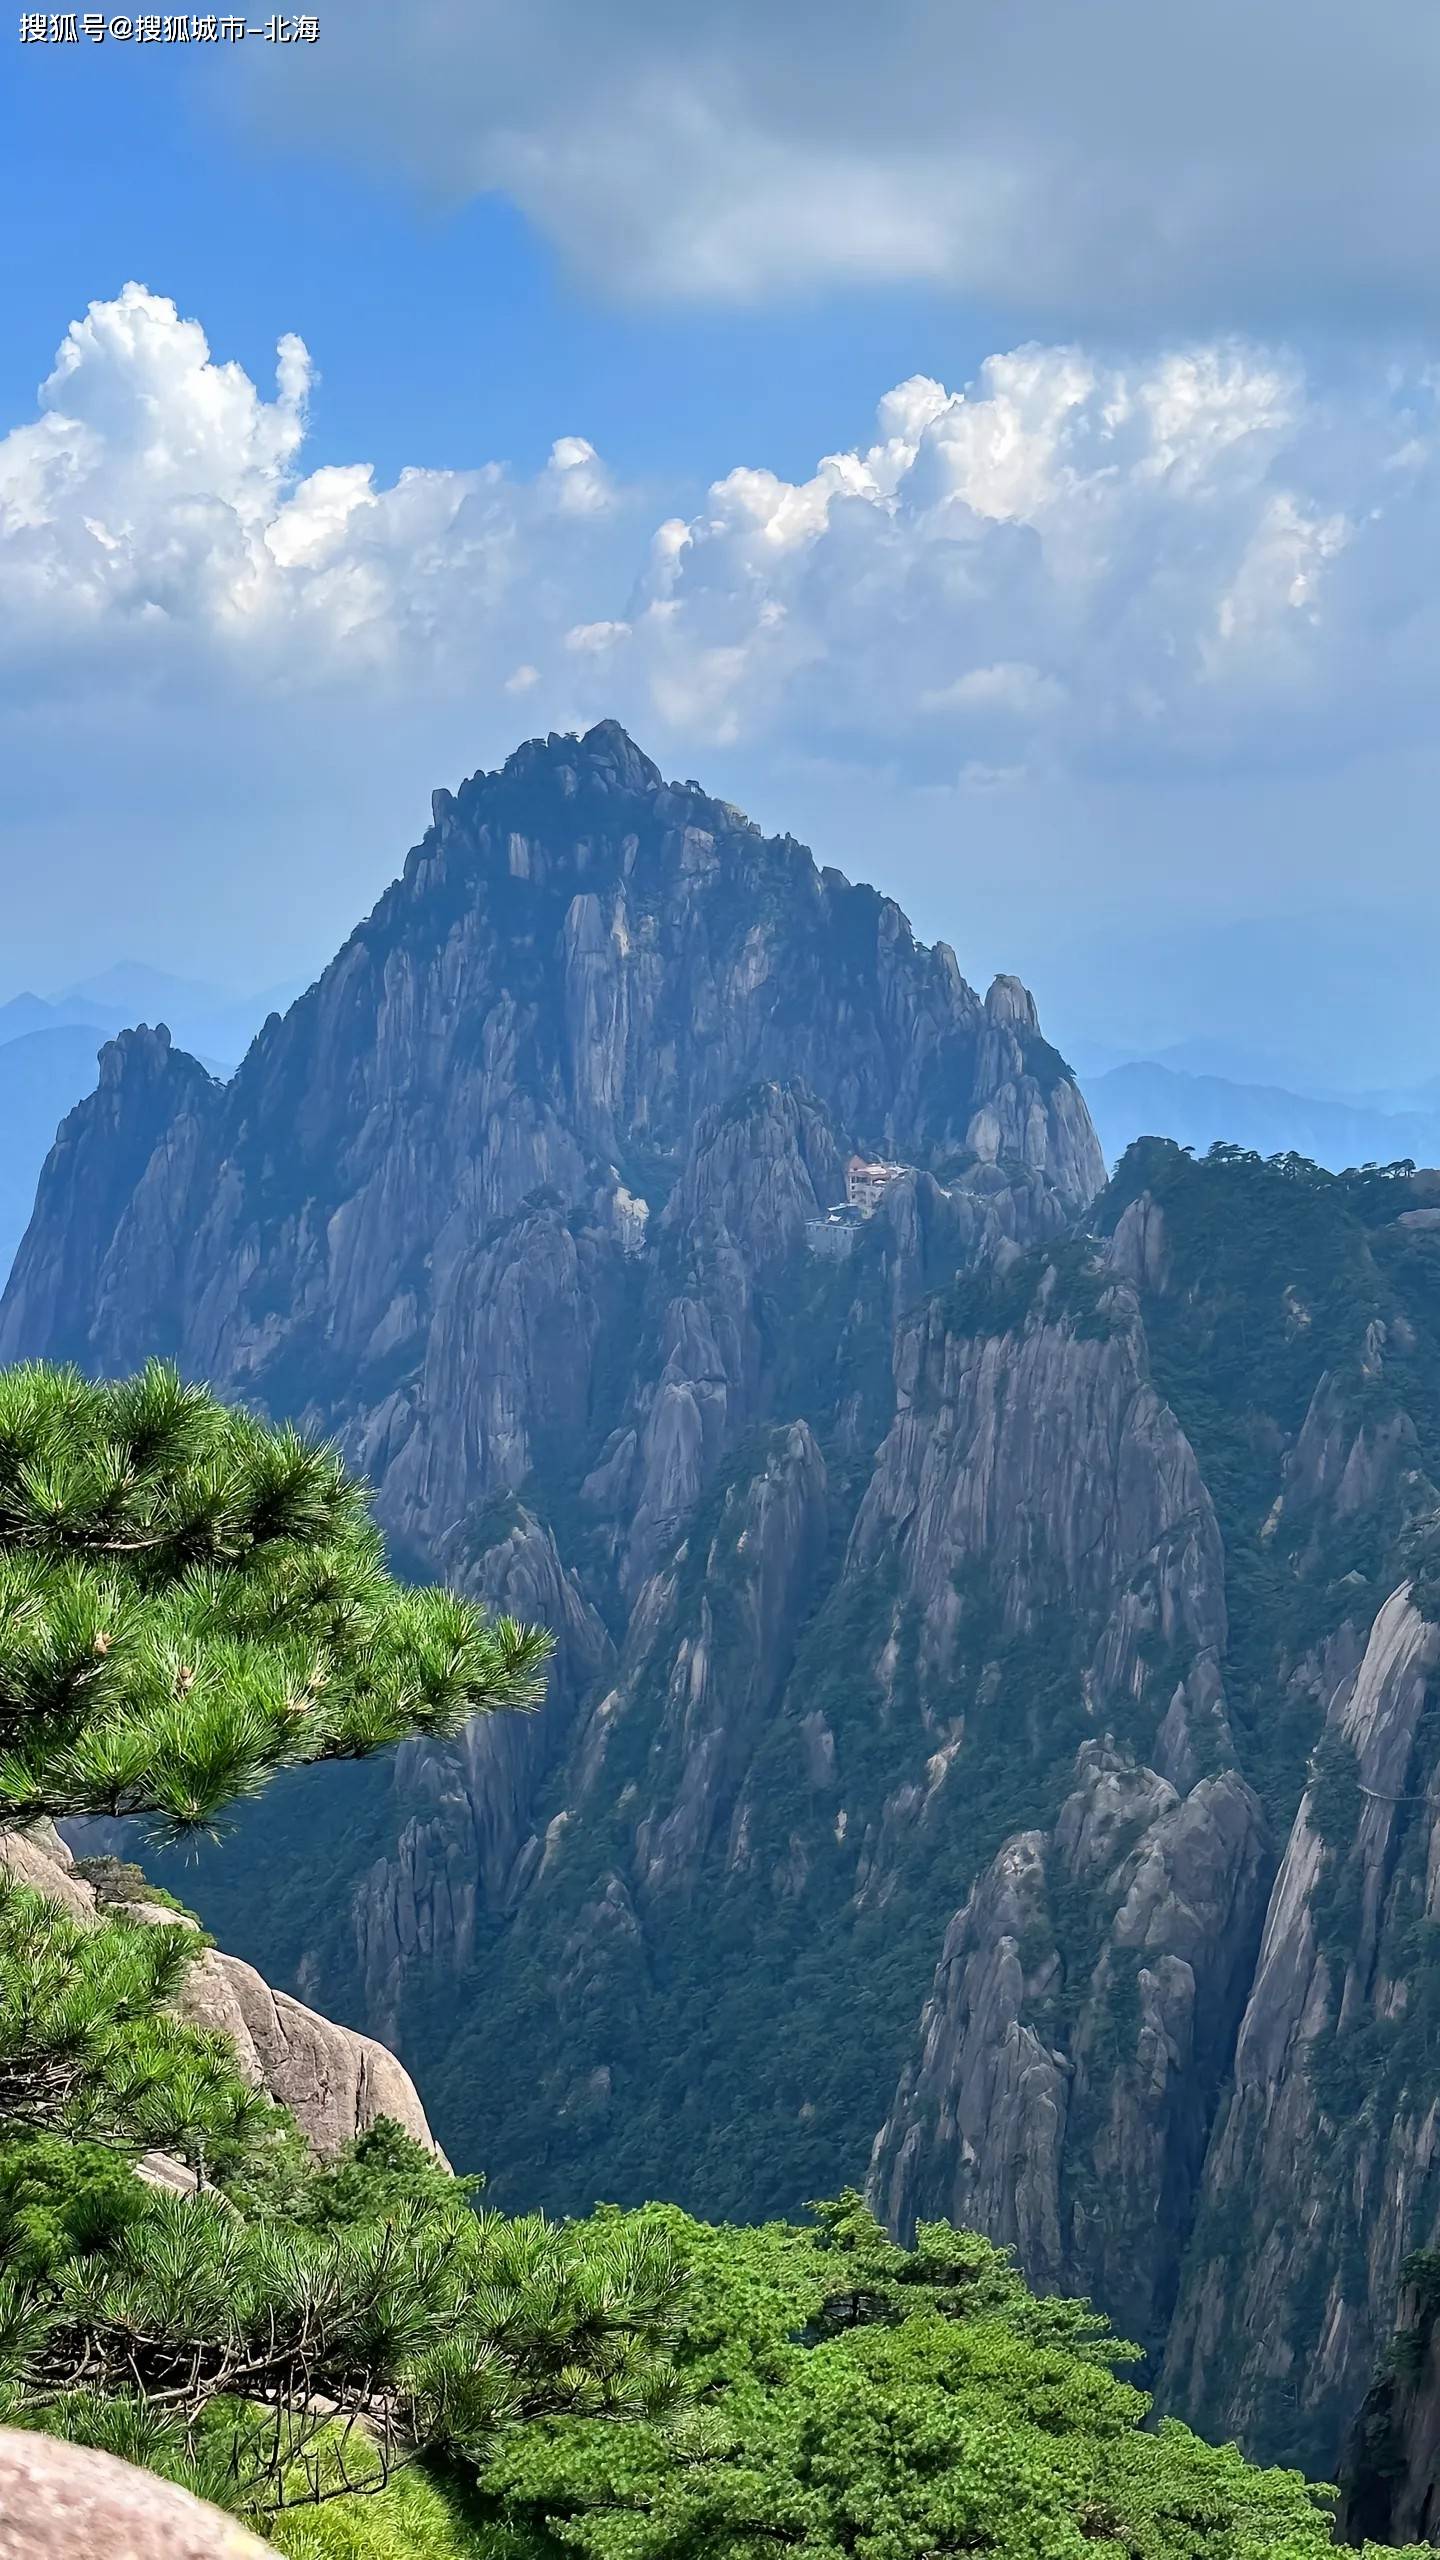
xmin=1088 ymin=1057 xmax=1440 ymax=1174
xmin=0 ymin=969 xmax=301 ymax=1289
xmin=0 ymin=1026 xmax=113 ymax=1281
xmin=0 ymin=965 xmax=303 ymax=1068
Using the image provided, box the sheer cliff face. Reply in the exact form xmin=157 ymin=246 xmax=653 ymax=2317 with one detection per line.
xmin=13 ymin=727 xmax=1440 ymax=2485
xmin=865 ymin=1144 xmax=1440 ymax=2465
xmin=868 ymin=1746 xmax=1268 ymax=2359
xmin=1163 ymin=1589 xmax=1440 ymax=2470
xmin=862 ymin=1210 xmax=1269 ymax=2357
xmin=0 ymin=719 xmax=1106 ymax=2207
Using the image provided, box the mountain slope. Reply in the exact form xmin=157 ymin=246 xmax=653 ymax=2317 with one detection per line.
xmin=0 ymin=719 xmax=1106 ymax=2213
xmin=10 ymin=727 xmax=1440 ymax=2484
xmin=0 ymin=1023 xmax=110 ymax=1284
xmin=868 ymin=1139 xmax=1440 ymax=2460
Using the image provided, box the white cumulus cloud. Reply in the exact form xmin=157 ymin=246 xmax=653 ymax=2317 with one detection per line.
xmin=3 ymin=284 xmax=1440 ymax=790
xmin=0 ymin=282 xmax=626 ymax=698
xmin=618 ymin=346 xmax=1440 ymax=771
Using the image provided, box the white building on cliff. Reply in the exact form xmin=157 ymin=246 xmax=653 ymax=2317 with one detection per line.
xmin=846 ymin=1155 xmax=909 ymax=1215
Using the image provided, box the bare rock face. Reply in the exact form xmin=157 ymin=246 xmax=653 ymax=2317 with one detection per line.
xmin=1341 ymin=2263 xmax=1440 ymax=2544
xmin=869 ymin=1741 xmax=1268 ymax=2353
xmin=870 ymin=1825 xmax=1069 ymax=2280
xmin=178 ymin=1947 xmax=440 ymax=2158
xmin=0 ymin=1027 xmax=220 ymax=1375
xmin=0 ymin=1818 xmax=97 ymax=1921
xmin=0 ymin=1825 xmax=440 ymax=2160
xmin=847 ymin=1249 xmax=1233 ymax=1793
xmin=1163 ymin=1588 xmax=1440 ymax=2466
xmin=0 ymin=2430 xmax=277 ymax=2560
xmin=598 ymin=1417 xmax=831 ymax=1904
xmin=352 ymin=1504 xmax=613 ymax=2035
xmin=664 ymin=1080 xmax=846 ymax=1265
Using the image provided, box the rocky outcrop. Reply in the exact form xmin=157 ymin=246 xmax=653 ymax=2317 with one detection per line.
xmin=847 ymin=1247 xmax=1232 ymax=1791
xmin=664 ymin=1081 xmax=846 ymax=1264
xmin=0 ymin=1818 xmax=97 ymax=1922
xmin=353 ymin=1505 xmax=612 ymax=2034
xmin=0 ymin=2430 xmax=277 ymax=2560
xmin=1278 ymin=1325 xmax=1423 ymax=1555
xmin=869 ymin=1741 xmax=1267 ymax=2355
xmin=588 ymin=1418 xmax=831 ymax=1903
xmin=0 ymin=1027 xmax=220 ymax=1372
xmin=0 ymin=1827 xmax=439 ymax=2160
xmin=178 ymin=1945 xmax=439 ymax=2159
xmin=1162 ymin=1587 xmax=1440 ymax=2467
xmin=1340 ymin=2261 xmax=1440 ymax=2545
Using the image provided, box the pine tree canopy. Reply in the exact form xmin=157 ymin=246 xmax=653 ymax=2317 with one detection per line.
xmin=0 ymin=1361 xmax=551 ymax=1832
xmin=0 ymin=1874 xmax=273 ymax=2159
xmin=481 ymin=2192 xmax=1425 ymax=2560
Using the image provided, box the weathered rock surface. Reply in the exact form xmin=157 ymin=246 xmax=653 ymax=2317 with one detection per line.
xmin=0 ymin=1826 xmax=439 ymax=2159
xmin=14 ymin=738 xmax=1440 ymax=2481
xmin=0 ymin=1817 xmax=97 ymax=1921
xmin=0 ymin=2428 xmax=277 ymax=2560
xmin=180 ymin=1945 xmax=440 ymax=2158
xmin=354 ymin=1504 xmax=613 ymax=2034
xmin=869 ymin=1741 xmax=1267 ymax=2354
xmin=1340 ymin=2261 xmax=1440 ymax=2544
xmin=1162 ymin=1586 xmax=1440 ymax=2466
xmin=848 ymin=1248 xmax=1233 ymax=1792
xmin=586 ymin=1416 xmax=831 ymax=1903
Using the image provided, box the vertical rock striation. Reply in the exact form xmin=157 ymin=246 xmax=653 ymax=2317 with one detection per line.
xmin=14 ymin=737 xmax=1440 ymax=2477
xmin=1164 ymin=1588 xmax=1440 ymax=2468
xmin=869 ymin=1742 xmax=1267 ymax=2356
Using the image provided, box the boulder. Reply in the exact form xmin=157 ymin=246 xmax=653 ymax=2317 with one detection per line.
xmin=0 ymin=2429 xmax=277 ymax=2560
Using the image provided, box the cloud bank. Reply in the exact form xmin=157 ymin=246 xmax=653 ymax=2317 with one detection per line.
xmin=4 ymin=285 xmax=1439 ymax=787
xmin=238 ymin=0 xmax=1440 ymax=325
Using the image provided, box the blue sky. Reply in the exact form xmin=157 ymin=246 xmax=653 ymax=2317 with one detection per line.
xmin=5 ymin=3 xmax=1440 ymax=1084
xmin=1 ymin=42 xmax=1009 ymax=496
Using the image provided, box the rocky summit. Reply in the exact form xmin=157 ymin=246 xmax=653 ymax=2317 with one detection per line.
xmin=9 ymin=724 xmax=1440 ymax=2493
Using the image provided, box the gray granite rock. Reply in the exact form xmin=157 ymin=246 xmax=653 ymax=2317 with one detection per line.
xmin=0 ymin=2429 xmax=277 ymax=2560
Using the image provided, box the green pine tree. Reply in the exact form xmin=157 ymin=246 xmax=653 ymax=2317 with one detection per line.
xmin=0 ymin=1362 xmax=688 ymax=2525
xmin=0 ymin=1359 xmax=550 ymax=1831
xmin=484 ymin=2191 xmax=1427 ymax=2560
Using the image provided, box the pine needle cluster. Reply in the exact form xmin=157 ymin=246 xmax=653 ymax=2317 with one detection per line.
xmin=0 ymin=1360 xmax=680 ymax=2524
xmin=0 ymin=1361 xmax=550 ymax=1833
